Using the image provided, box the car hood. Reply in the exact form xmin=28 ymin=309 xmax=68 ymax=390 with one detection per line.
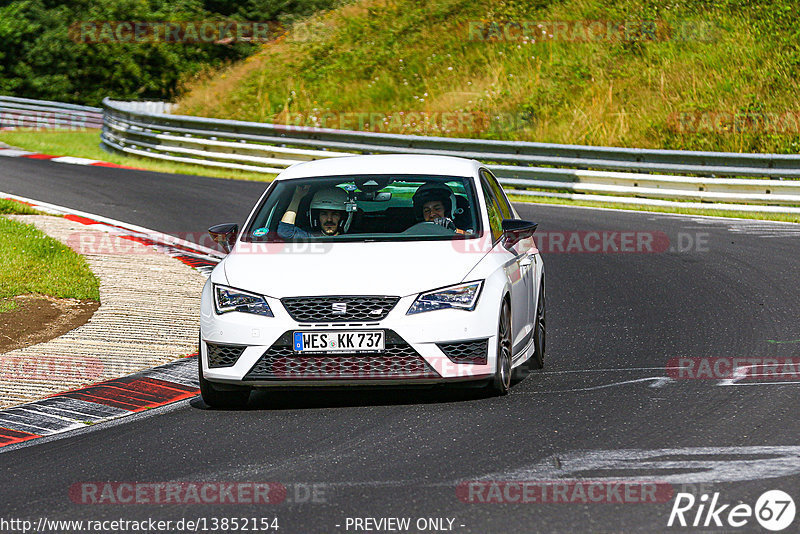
xmin=222 ymin=239 xmax=489 ymax=298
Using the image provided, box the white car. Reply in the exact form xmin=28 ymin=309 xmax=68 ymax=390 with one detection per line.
xmin=199 ymin=154 xmax=545 ymax=408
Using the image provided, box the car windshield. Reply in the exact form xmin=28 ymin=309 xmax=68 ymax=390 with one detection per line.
xmin=243 ymin=174 xmax=481 ymax=242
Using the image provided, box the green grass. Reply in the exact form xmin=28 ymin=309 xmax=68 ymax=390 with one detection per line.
xmin=176 ymin=0 xmax=800 ymax=154
xmin=0 ymin=216 xmax=100 ymax=314
xmin=508 ymin=193 xmax=800 ymax=223
xmin=0 ymin=198 xmax=44 ymax=215
xmin=0 ymin=130 xmax=275 ymax=182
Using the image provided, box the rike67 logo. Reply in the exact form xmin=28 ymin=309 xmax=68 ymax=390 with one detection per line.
xmin=668 ymin=490 xmax=795 ymax=531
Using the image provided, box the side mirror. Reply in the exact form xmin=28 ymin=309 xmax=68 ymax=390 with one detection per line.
xmin=208 ymin=223 xmax=239 ymax=254
xmin=502 ymin=219 xmax=538 ymax=248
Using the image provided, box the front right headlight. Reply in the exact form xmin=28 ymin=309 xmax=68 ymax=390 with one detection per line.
xmin=214 ymin=285 xmax=273 ymax=317
xmin=406 ymin=281 xmax=483 ymax=315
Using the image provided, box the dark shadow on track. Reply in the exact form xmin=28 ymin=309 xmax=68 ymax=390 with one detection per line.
xmin=186 ymin=380 xmax=520 ymax=411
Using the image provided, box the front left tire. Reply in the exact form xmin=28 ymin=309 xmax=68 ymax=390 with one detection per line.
xmin=529 ymin=278 xmax=546 ymax=370
xmin=487 ymin=300 xmax=512 ymax=396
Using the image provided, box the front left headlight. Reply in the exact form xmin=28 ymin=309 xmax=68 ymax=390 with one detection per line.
xmin=407 ymin=281 xmax=483 ymax=315
xmin=214 ymin=285 xmax=273 ymax=317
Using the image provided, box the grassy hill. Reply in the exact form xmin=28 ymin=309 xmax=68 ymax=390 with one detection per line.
xmin=176 ymin=0 xmax=800 ymax=154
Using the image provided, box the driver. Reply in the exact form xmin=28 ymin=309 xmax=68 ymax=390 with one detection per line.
xmin=411 ymin=183 xmax=465 ymax=234
xmin=278 ymin=185 xmax=351 ymax=239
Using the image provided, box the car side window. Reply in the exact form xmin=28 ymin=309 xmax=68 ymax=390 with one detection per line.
xmin=481 ymin=169 xmax=513 ymax=219
xmin=480 ymin=177 xmax=504 ymax=242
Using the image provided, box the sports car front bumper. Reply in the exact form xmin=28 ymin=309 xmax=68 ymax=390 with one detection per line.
xmin=199 ymin=281 xmax=498 ymax=387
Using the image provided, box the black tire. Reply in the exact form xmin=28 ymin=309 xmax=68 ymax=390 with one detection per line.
xmin=198 ymin=335 xmax=251 ymax=409
xmin=488 ymin=300 xmax=512 ymax=396
xmin=530 ymin=279 xmax=546 ymax=370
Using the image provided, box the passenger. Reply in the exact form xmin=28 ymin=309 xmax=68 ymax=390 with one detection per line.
xmin=277 ymin=185 xmax=351 ymax=239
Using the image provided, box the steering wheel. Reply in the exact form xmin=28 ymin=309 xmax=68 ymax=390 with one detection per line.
xmin=401 ymin=221 xmax=457 ymax=236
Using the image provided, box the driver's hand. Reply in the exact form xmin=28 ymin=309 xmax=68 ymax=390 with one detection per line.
xmin=432 ymin=217 xmax=456 ymax=231
xmin=293 ymin=185 xmax=311 ymax=199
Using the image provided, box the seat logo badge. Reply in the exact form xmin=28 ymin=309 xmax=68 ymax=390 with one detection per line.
xmin=332 ymin=302 xmax=347 ymax=314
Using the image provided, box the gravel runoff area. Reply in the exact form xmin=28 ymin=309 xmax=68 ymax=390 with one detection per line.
xmin=0 ymin=215 xmax=206 ymax=408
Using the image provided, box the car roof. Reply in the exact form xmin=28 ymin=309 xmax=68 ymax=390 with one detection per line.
xmin=274 ymin=154 xmax=482 ymax=181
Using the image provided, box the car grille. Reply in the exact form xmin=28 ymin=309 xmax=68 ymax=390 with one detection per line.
xmin=281 ymin=296 xmax=399 ymax=323
xmin=437 ymin=339 xmax=489 ymax=365
xmin=243 ymin=331 xmax=439 ymax=381
xmin=206 ymin=343 xmax=246 ymax=368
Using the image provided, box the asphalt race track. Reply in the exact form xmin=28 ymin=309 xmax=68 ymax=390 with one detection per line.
xmin=2 ymin=157 xmax=800 ymax=532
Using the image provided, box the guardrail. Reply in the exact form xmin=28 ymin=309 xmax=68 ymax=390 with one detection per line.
xmin=48 ymin=98 xmax=779 ymax=213
xmin=0 ymin=96 xmax=103 ymax=129
xmin=101 ymin=98 xmax=800 ymax=213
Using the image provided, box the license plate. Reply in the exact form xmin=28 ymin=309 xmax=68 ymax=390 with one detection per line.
xmin=293 ymin=331 xmax=384 ymax=353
